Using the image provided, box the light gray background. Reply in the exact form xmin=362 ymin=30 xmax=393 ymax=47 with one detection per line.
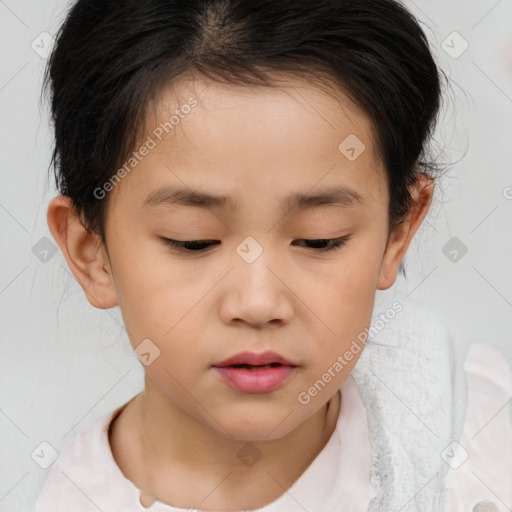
xmin=1 ymin=0 xmax=511 ymax=510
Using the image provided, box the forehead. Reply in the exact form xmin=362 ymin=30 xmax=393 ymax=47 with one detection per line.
xmin=149 ymin=71 xmax=378 ymax=155
xmin=108 ymin=72 xmax=388 ymax=216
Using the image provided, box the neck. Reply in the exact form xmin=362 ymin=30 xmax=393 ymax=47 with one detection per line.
xmin=110 ymin=375 xmax=342 ymax=510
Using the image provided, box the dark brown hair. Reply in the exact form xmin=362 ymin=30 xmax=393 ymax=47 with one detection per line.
xmin=43 ymin=0 xmax=448 ymax=275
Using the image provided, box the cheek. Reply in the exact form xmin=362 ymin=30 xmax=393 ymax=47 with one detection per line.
xmin=298 ymin=238 xmax=382 ymax=374
xmin=301 ymin=245 xmax=381 ymax=331
xmin=108 ymin=236 xmax=204 ymax=344
xmin=111 ymin=219 xmax=382 ymax=358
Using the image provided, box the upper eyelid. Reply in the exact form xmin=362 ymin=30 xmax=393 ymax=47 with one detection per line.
xmin=161 ymin=236 xmax=348 ymax=243
xmin=159 ymin=236 xmax=350 ymax=250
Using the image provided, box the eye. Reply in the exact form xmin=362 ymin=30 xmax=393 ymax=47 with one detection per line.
xmin=160 ymin=235 xmax=351 ymax=253
xmin=160 ymin=238 xmax=219 ymax=251
xmin=292 ymin=235 xmax=351 ymax=252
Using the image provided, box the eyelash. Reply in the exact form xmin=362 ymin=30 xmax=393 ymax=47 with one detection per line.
xmin=160 ymin=235 xmax=351 ymax=253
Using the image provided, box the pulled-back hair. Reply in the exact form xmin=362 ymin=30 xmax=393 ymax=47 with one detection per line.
xmin=43 ymin=0 xmax=448 ymax=277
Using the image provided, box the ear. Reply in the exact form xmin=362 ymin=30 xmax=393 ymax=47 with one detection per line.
xmin=46 ymin=195 xmax=118 ymax=309
xmin=377 ymin=173 xmax=434 ymax=290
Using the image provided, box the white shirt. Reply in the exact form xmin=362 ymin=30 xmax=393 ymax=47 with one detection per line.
xmin=443 ymin=342 xmax=512 ymax=512
xmin=34 ymin=342 xmax=512 ymax=512
xmin=34 ymin=374 xmax=375 ymax=512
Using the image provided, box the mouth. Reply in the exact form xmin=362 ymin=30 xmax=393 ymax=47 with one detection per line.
xmin=212 ymin=352 xmax=298 ymax=394
xmin=212 ymin=350 xmax=298 ymax=368
xmin=225 ymin=362 xmax=286 ymax=369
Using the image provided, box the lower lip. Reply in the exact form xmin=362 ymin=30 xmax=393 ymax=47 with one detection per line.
xmin=213 ymin=365 xmax=296 ymax=393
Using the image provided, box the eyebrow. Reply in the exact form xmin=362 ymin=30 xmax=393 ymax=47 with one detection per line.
xmin=142 ymin=185 xmax=364 ymax=214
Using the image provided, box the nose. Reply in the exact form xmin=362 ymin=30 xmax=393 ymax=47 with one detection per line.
xmin=218 ymin=251 xmax=294 ymax=328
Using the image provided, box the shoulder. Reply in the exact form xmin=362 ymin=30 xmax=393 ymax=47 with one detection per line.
xmin=34 ymin=400 xmax=134 ymax=512
xmin=444 ymin=342 xmax=512 ymax=512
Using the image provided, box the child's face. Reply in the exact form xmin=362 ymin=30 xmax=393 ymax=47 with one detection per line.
xmin=51 ymin=73 xmax=431 ymax=440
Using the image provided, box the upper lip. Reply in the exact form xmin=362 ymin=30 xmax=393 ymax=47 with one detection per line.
xmin=213 ymin=351 xmax=298 ymax=368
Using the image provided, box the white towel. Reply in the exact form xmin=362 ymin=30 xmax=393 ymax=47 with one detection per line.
xmin=351 ymin=295 xmax=469 ymax=512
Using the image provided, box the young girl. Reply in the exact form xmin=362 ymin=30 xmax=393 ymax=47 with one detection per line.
xmin=35 ymin=0 xmax=512 ymax=511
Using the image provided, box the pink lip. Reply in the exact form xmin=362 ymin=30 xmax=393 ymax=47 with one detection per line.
xmin=213 ymin=365 xmax=296 ymax=393
xmin=213 ymin=350 xmax=297 ymax=368
xmin=212 ymin=351 xmax=298 ymax=394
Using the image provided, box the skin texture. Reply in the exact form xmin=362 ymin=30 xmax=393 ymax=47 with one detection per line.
xmin=47 ymin=73 xmax=434 ymax=510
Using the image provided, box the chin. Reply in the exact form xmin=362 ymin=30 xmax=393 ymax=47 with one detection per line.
xmin=218 ymin=411 xmax=300 ymax=442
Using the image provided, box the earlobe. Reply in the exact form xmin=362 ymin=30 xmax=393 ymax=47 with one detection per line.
xmin=377 ymin=174 xmax=434 ymax=291
xmin=377 ymin=222 xmax=408 ymax=290
xmin=46 ymin=195 xmax=118 ymax=309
